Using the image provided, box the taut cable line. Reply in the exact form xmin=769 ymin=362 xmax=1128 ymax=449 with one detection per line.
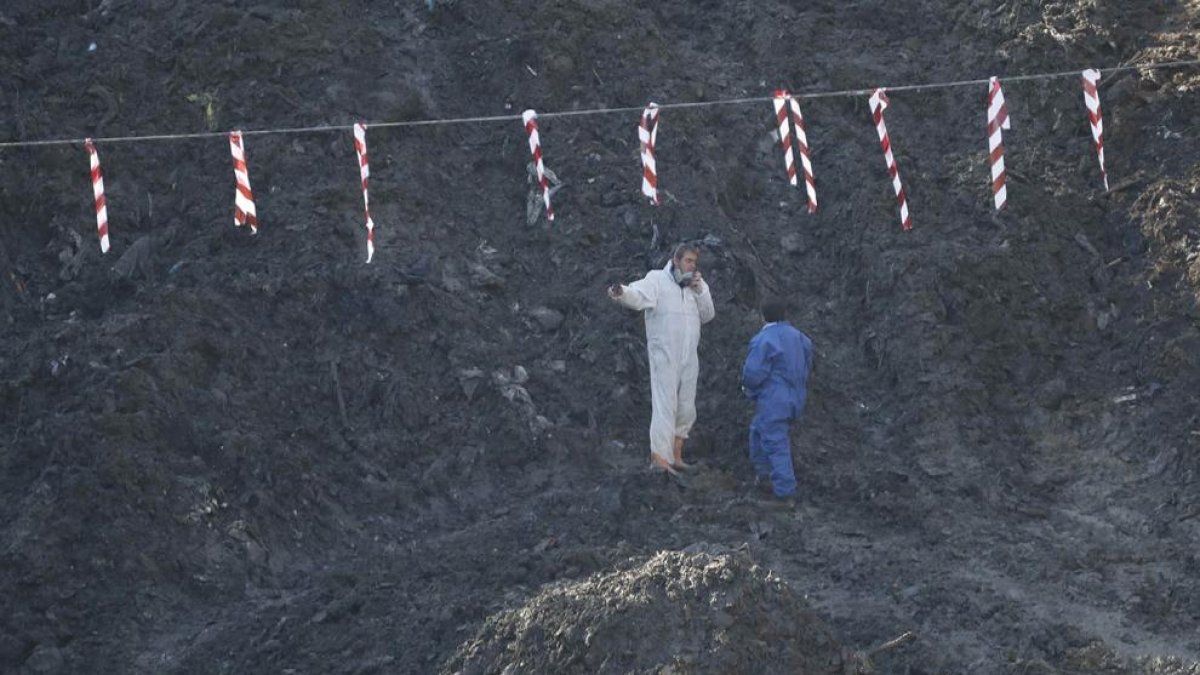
xmin=0 ymin=59 xmax=1197 ymax=150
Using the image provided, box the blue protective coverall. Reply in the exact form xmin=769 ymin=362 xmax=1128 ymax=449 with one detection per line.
xmin=741 ymin=321 xmax=813 ymax=497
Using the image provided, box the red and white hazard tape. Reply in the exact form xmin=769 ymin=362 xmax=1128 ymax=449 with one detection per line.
xmin=353 ymin=123 xmax=375 ymax=263
xmin=868 ymin=89 xmax=912 ymax=231
xmin=772 ymin=90 xmax=818 ymax=213
xmin=522 ymin=109 xmax=554 ymax=222
xmin=986 ymin=77 xmax=1011 ymax=210
xmin=1081 ymin=68 xmax=1109 ymax=191
xmin=639 ymin=103 xmax=661 ymax=205
xmin=228 ymin=130 xmax=258 ymax=233
xmin=83 ymin=138 xmax=110 ymax=253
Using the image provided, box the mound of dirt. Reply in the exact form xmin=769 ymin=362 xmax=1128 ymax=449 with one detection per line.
xmin=444 ymin=547 xmax=848 ymax=675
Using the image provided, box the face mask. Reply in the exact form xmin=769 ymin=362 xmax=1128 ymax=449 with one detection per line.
xmin=671 ymin=264 xmax=693 ymax=287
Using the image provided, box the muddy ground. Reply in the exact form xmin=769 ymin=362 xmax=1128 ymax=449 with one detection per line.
xmin=1 ymin=1 xmax=1199 ymax=673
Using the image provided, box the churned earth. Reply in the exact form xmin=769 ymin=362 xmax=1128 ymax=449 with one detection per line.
xmin=1 ymin=1 xmax=1199 ymax=673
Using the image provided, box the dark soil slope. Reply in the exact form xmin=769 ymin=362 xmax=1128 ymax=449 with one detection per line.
xmin=1 ymin=1 xmax=1198 ymax=674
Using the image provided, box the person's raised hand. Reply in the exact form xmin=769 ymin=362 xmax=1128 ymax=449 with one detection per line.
xmin=608 ymin=284 xmax=624 ymax=298
xmin=689 ymin=271 xmax=703 ymax=291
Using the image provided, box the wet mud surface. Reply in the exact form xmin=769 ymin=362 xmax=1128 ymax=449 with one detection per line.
xmin=1 ymin=1 xmax=1199 ymax=673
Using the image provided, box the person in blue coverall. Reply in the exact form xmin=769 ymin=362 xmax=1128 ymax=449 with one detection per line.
xmin=741 ymin=297 xmax=813 ymax=500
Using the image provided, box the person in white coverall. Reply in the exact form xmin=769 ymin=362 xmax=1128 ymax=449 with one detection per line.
xmin=608 ymin=243 xmax=716 ymax=474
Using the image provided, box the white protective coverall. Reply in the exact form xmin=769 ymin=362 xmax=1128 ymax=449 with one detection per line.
xmin=612 ymin=261 xmax=716 ymax=465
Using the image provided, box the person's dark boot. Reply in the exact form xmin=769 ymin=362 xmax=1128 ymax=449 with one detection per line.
xmin=650 ymin=457 xmax=689 ymax=488
xmin=762 ymin=493 xmax=797 ymax=510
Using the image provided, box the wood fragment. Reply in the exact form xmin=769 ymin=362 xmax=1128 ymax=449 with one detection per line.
xmin=330 ymin=360 xmax=350 ymax=429
xmin=868 ymin=631 xmax=918 ymax=657
xmin=1102 ymin=172 xmax=1145 ymax=196
xmin=840 ymin=631 xmax=918 ymax=674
